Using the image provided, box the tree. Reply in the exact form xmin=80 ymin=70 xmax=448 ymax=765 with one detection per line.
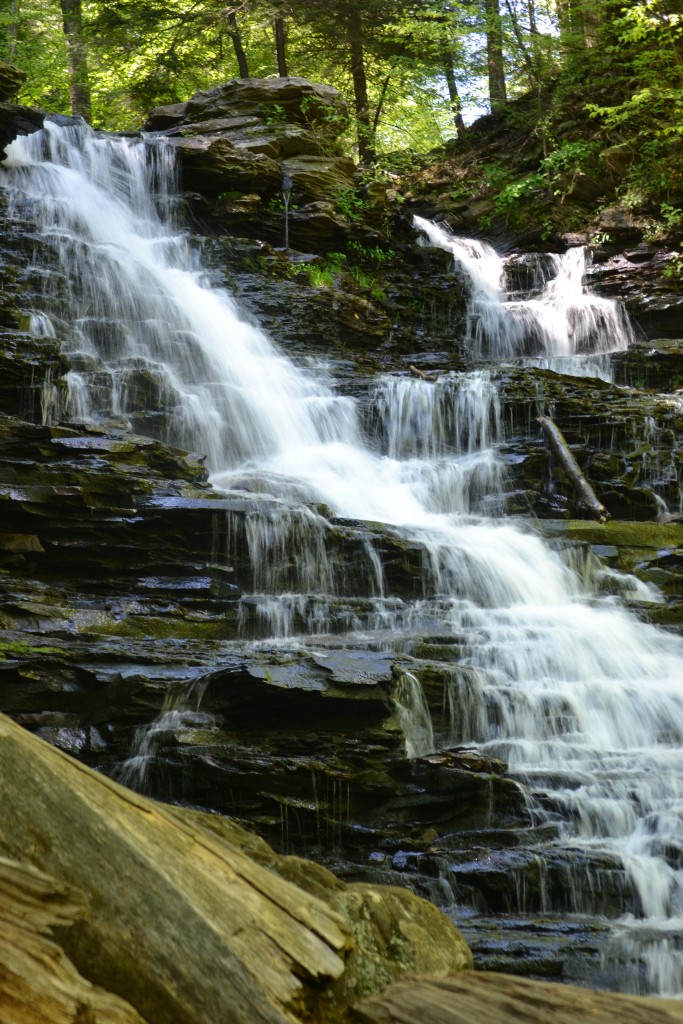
xmin=484 ymin=0 xmax=507 ymax=111
xmin=58 ymin=0 xmax=92 ymax=120
xmin=227 ymin=7 xmax=251 ymax=78
xmin=274 ymin=14 xmax=288 ymax=75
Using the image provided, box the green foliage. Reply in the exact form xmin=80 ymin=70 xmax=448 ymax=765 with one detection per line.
xmin=307 ymin=264 xmax=335 ymax=287
xmin=347 ymin=240 xmax=395 ymax=264
xmin=333 ymin=187 xmax=366 ymax=221
xmin=662 ymin=246 xmax=683 ymax=283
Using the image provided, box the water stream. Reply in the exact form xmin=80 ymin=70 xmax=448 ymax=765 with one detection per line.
xmin=414 ymin=215 xmax=634 ymax=380
xmin=3 ymin=123 xmax=683 ymax=994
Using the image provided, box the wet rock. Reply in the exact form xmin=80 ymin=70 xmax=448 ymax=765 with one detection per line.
xmin=0 ymin=102 xmax=44 ymax=160
xmin=588 ymin=248 xmax=683 ymax=339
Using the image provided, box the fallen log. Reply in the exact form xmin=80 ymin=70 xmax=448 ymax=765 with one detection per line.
xmin=409 ymin=364 xmax=438 ymax=383
xmin=0 ymin=856 xmax=146 ymax=1024
xmin=354 ymin=973 xmax=683 ymax=1024
xmin=537 ymin=414 xmax=609 ymax=523
xmin=0 ymin=714 xmax=471 ymax=1024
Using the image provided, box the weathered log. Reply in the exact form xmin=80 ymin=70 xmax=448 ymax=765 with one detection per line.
xmin=353 ymin=972 xmax=683 ymax=1024
xmin=0 ymin=714 xmax=471 ymax=1024
xmin=409 ymin=364 xmax=438 ymax=383
xmin=0 ymin=856 xmax=146 ymax=1024
xmin=537 ymin=414 xmax=609 ymax=522
xmin=0 ymin=713 xmax=347 ymax=1024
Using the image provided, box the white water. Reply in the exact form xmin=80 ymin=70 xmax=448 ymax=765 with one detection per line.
xmin=415 ymin=216 xmax=634 ymax=375
xmin=4 ymin=123 xmax=683 ymax=994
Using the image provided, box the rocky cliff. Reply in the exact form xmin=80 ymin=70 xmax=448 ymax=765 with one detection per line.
xmin=0 ymin=66 xmax=682 ymax=1017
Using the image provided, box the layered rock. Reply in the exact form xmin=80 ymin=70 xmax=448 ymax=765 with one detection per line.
xmin=145 ymin=77 xmax=365 ymax=254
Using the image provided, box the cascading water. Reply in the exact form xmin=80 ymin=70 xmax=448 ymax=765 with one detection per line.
xmin=3 ymin=122 xmax=683 ymax=995
xmin=414 ymin=215 xmax=635 ymax=379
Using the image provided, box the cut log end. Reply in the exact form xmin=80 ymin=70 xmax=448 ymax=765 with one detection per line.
xmin=409 ymin=364 xmax=439 ymax=383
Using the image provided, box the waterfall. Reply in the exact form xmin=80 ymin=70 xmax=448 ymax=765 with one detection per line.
xmin=392 ymin=668 xmax=435 ymax=759
xmin=414 ymin=216 xmax=634 ymax=377
xmin=3 ymin=122 xmax=683 ymax=995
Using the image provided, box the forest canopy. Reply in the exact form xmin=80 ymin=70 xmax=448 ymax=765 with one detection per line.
xmin=1 ymin=1 xmax=682 ymax=228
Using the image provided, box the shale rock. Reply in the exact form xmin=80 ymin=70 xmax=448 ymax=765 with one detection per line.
xmin=588 ymin=247 xmax=683 ymax=339
xmin=148 ymin=78 xmax=353 ymax=206
xmin=145 ymin=77 xmax=348 ymax=135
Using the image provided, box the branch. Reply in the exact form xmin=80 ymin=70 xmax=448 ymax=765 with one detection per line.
xmin=537 ymin=415 xmax=609 ymax=523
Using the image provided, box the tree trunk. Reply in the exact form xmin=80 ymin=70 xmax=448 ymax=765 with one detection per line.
xmin=7 ymin=0 xmax=19 ymax=56
xmin=537 ymin=415 xmax=609 ymax=522
xmin=0 ymin=713 xmax=348 ymax=1024
xmin=0 ymin=712 xmax=471 ymax=1024
xmin=503 ymin=0 xmax=538 ymax=86
xmin=59 ymin=0 xmax=92 ymax=123
xmin=274 ymin=16 xmax=288 ymax=76
xmin=528 ymin=0 xmax=538 ymax=35
xmin=372 ymin=73 xmax=391 ymax=136
xmin=347 ymin=8 xmax=375 ymax=164
xmin=442 ymin=52 xmax=466 ymax=134
xmin=485 ymin=0 xmax=507 ymax=112
xmin=228 ymin=10 xmax=250 ymax=78
xmin=579 ymin=0 xmax=600 ymax=47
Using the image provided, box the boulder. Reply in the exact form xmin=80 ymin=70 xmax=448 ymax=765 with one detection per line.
xmin=282 ymin=154 xmax=356 ymax=202
xmin=144 ymin=78 xmax=348 ymax=135
xmin=170 ymin=135 xmax=281 ymax=195
xmin=145 ymin=79 xmax=352 ymax=205
xmin=0 ymin=61 xmax=25 ymax=101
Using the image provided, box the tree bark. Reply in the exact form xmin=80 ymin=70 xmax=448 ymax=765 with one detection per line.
xmin=347 ymin=8 xmax=375 ymax=164
xmin=503 ymin=0 xmax=538 ymax=84
xmin=59 ymin=0 xmax=92 ymax=123
xmin=537 ymin=415 xmax=609 ymax=522
xmin=228 ymin=10 xmax=250 ymax=78
xmin=274 ymin=16 xmax=288 ymax=76
xmin=0 ymin=857 xmax=146 ymax=1024
xmin=485 ymin=0 xmax=507 ymax=112
xmin=0 ymin=713 xmax=347 ymax=1024
xmin=442 ymin=51 xmax=466 ymax=134
xmin=7 ymin=0 xmax=19 ymax=56
xmin=355 ymin=972 xmax=683 ymax=1024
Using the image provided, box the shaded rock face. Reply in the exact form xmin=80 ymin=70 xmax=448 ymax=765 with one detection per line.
xmin=0 ymin=60 xmax=25 ymax=102
xmin=146 ymin=77 xmax=356 ymax=225
xmin=587 ymin=245 xmax=683 ymax=339
xmin=0 ymin=101 xmax=44 ymax=161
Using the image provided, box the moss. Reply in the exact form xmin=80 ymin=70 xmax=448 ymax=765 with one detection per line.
xmin=0 ymin=641 xmax=63 ymax=659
